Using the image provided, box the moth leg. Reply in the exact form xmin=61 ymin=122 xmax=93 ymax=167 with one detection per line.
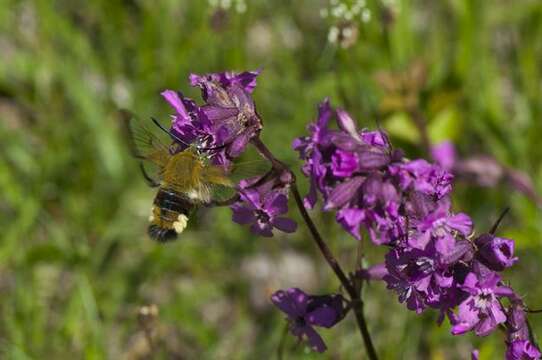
xmin=139 ymin=163 xmax=160 ymax=188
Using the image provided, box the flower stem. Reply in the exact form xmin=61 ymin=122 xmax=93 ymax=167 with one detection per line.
xmin=290 ymin=185 xmax=355 ymax=294
xmin=251 ymin=137 xmax=379 ymax=360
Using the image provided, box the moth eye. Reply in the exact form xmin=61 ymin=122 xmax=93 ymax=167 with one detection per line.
xmin=173 ymin=214 xmax=189 ymax=234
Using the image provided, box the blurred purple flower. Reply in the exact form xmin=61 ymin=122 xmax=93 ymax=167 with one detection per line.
xmin=356 ymin=263 xmax=388 ymax=281
xmin=431 ymin=141 xmax=457 ymax=171
xmin=271 ymin=288 xmax=345 ymax=353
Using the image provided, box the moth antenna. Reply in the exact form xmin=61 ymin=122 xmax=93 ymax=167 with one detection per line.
xmin=150 ymin=117 xmax=190 ymax=147
xmin=489 ymin=207 xmax=510 ymax=235
xmin=151 ymin=117 xmax=226 ymax=154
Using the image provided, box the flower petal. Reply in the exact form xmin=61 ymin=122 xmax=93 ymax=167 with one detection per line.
xmin=324 ymin=176 xmax=365 ymax=210
xmin=336 ymin=108 xmax=362 ymax=142
xmin=161 ymin=90 xmax=189 ymax=118
xmin=302 ymin=326 xmax=327 ymax=353
xmin=271 ymin=217 xmax=297 ymax=233
xmin=231 ymin=205 xmax=256 ymax=225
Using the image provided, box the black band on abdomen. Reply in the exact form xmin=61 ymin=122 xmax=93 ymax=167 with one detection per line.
xmin=154 ymin=188 xmax=193 ymax=215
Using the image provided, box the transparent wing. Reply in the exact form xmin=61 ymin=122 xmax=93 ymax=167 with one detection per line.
xmin=209 ymin=184 xmax=238 ymax=204
xmin=203 ymin=160 xmax=271 ymax=203
xmin=118 ymin=109 xmax=172 ymax=184
xmin=118 ymin=109 xmax=170 ymax=165
xmin=227 ymin=160 xmax=271 ymax=184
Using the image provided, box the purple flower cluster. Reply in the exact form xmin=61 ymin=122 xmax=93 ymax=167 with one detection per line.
xmin=290 ymin=99 xmax=540 ymax=358
xmin=162 ymin=72 xmax=539 ymax=357
xmin=162 ymin=69 xmax=262 ymax=167
xmin=161 ymin=70 xmax=296 ymax=237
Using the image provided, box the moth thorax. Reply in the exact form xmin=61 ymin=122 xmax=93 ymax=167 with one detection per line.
xmin=173 ymin=214 xmax=189 ymax=234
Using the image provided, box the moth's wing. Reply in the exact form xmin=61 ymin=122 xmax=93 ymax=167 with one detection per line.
xmin=228 ymin=160 xmax=271 ymax=184
xmin=202 ymin=164 xmax=236 ymax=203
xmin=118 ymin=109 xmax=170 ymax=181
xmin=209 ymin=184 xmax=237 ymax=203
xmin=203 ymin=160 xmax=271 ymax=203
xmin=203 ymin=165 xmax=235 ymax=187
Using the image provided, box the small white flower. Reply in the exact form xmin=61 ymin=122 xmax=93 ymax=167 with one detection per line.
xmin=235 ymin=0 xmax=247 ymax=13
xmin=328 ymin=26 xmax=339 ymax=44
xmin=320 ymin=8 xmax=329 ymax=18
xmin=361 ymin=8 xmax=371 ymax=23
xmin=355 ymin=0 xmax=366 ymax=7
xmin=220 ymin=0 xmax=231 ymax=10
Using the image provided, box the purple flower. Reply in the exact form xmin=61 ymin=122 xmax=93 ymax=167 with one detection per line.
xmin=410 ymin=199 xmax=472 ymax=256
xmin=471 ymin=349 xmax=479 ymax=360
xmin=293 ymin=101 xmax=394 ymax=211
xmin=451 ymin=272 xmax=513 ymax=336
xmin=331 ymin=149 xmax=359 ymax=177
xmin=189 ymin=70 xmax=263 ymax=164
xmin=293 ymin=99 xmax=334 ymax=208
xmin=231 ymin=179 xmax=297 ymax=237
xmin=162 ymin=70 xmax=262 ymax=166
xmin=334 ymin=207 xmax=362 ymax=239
xmin=503 ymin=301 xmax=542 ymax=359
xmin=271 ymin=288 xmax=345 ymax=353
xmin=190 ymin=70 xmax=261 ymax=95
xmin=383 ymin=247 xmax=453 ymax=313
xmin=161 ymin=90 xmax=208 ymax=149
xmin=329 ymin=174 xmax=405 ymax=244
xmin=506 ymin=340 xmax=541 ymax=360
xmin=356 ymin=263 xmax=388 ymax=281
xmin=475 ymin=234 xmax=518 ymax=272
xmin=506 ymin=301 xmax=528 ymax=334
xmin=390 ymin=159 xmax=454 ymax=200
xmin=290 ymin=97 xmax=530 ymax=358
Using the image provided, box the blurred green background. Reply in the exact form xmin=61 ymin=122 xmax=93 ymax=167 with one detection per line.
xmin=1 ymin=0 xmax=541 ymax=359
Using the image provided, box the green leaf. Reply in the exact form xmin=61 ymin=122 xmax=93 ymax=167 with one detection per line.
xmin=384 ymin=112 xmax=420 ymax=144
xmin=428 ymin=106 xmax=463 ymax=143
